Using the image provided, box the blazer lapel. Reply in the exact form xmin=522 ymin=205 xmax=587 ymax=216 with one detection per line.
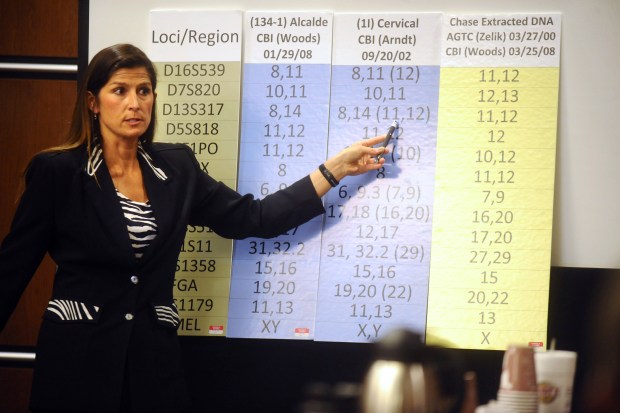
xmin=136 ymin=149 xmax=176 ymax=262
xmin=82 ymin=158 xmax=137 ymax=265
xmin=80 ymin=144 xmax=177 ymax=265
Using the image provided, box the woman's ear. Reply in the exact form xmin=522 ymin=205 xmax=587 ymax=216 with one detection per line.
xmin=87 ymin=91 xmax=98 ymax=114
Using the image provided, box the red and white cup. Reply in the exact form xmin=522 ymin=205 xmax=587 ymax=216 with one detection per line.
xmin=535 ymin=350 xmax=577 ymax=413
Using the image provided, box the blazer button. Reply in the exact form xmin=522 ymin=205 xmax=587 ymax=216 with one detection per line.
xmin=125 ymin=313 xmax=134 ymax=321
xmin=130 ymin=275 xmax=139 ymax=284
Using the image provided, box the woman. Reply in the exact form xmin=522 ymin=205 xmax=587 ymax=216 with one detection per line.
xmin=0 ymin=44 xmax=388 ymax=412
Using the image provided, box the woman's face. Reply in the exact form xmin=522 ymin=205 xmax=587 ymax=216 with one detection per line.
xmin=90 ymin=67 xmax=155 ymax=143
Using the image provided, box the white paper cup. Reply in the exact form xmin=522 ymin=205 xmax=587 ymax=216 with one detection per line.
xmin=534 ymin=350 xmax=577 ymax=413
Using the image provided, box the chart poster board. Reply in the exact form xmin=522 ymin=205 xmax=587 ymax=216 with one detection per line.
xmin=97 ymin=6 xmax=564 ymax=349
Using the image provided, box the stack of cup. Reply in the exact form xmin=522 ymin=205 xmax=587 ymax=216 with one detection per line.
xmin=496 ymin=345 xmax=539 ymax=412
xmin=534 ymin=350 xmax=577 ymax=413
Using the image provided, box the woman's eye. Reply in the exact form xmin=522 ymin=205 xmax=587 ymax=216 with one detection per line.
xmin=113 ymin=87 xmax=124 ymax=95
xmin=139 ymin=87 xmax=152 ymax=96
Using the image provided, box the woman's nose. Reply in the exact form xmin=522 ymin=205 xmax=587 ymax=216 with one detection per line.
xmin=127 ymin=91 xmax=140 ymax=108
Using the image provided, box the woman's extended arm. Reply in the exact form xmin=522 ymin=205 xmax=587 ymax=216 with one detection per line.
xmin=309 ymin=135 xmax=388 ymax=198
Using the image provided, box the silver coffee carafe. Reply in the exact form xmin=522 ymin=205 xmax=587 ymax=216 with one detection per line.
xmin=361 ymin=329 xmax=460 ymax=413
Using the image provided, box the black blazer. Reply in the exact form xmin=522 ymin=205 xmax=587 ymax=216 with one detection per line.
xmin=0 ymin=143 xmax=325 ymax=412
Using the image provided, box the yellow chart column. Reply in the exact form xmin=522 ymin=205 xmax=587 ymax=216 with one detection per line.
xmin=427 ymin=13 xmax=562 ymax=350
xmin=149 ymin=10 xmax=243 ymax=336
